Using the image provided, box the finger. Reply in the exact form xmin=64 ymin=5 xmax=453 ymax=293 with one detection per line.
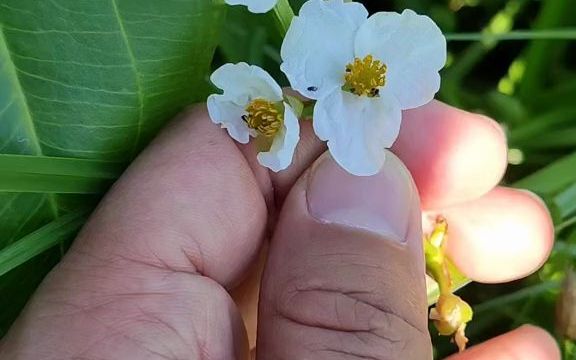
xmin=424 ymin=187 xmax=554 ymax=282
xmin=238 ymin=119 xmax=326 ymax=208
xmin=1 ymin=107 xmax=265 ymax=359
xmin=234 ymin=101 xmax=509 ymax=350
xmin=394 ymin=101 xmax=508 ymax=209
xmin=257 ymin=152 xmax=431 ymax=359
xmin=240 ymin=100 xmax=508 ymax=211
xmin=447 ymin=325 xmax=560 ymax=360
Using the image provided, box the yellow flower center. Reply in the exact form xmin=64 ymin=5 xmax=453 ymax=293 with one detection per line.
xmin=243 ymin=99 xmax=283 ymax=138
xmin=343 ymin=55 xmax=387 ymax=97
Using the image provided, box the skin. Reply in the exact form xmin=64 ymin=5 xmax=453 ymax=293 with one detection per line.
xmin=0 ymin=101 xmax=560 ymax=359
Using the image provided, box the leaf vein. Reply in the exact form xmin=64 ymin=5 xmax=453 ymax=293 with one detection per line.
xmin=3 ymin=25 xmax=120 ymax=36
xmin=48 ymin=0 xmax=113 ymax=17
xmin=0 ymin=96 xmax=15 ymax=117
xmin=0 ymin=24 xmax=59 ymax=217
xmin=10 ymin=52 xmax=132 ymax=68
xmin=111 ymin=0 xmax=144 ymax=155
xmin=35 ymin=119 xmax=138 ymax=130
xmin=38 ymin=140 xmax=123 ymax=155
xmin=129 ymin=35 xmax=199 ymax=44
xmin=0 ymin=3 xmax=38 ymax=18
xmin=9 ymin=196 xmax=46 ymax=244
xmin=0 ymin=194 xmax=20 ymax=220
xmin=14 ymin=67 xmax=137 ymax=95
xmin=27 ymin=93 xmax=137 ymax=110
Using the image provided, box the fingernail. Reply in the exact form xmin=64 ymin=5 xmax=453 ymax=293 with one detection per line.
xmin=307 ymin=151 xmax=417 ymax=243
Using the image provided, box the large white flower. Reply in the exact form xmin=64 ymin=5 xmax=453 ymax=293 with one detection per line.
xmin=207 ymin=63 xmax=300 ymax=172
xmin=224 ymin=0 xmax=277 ymax=13
xmin=280 ymin=0 xmax=446 ymax=176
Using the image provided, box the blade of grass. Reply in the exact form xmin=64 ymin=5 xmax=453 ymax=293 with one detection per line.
xmin=0 ymin=211 xmax=87 ymax=277
xmin=0 ymin=154 xmax=125 ymax=178
xmin=441 ymin=0 xmax=527 ymax=105
xmin=520 ymin=127 xmax=576 ymax=149
xmin=473 ymin=280 xmax=560 ymax=314
xmin=557 ymin=215 xmax=576 ymax=233
xmin=508 ymin=108 xmax=576 ymax=146
xmin=514 ymin=151 xmax=576 ymax=195
xmin=555 ymin=183 xmax=576 ymax=219
xmin=0 ymin=155 xmax=124 ymax=193
xmin=518 ymin=0 xmax=572 ymax=100
xmin=446 ymin=28 xmax=576 ymax=41
xmin=0 ymin=173 xmax=114 ymax=194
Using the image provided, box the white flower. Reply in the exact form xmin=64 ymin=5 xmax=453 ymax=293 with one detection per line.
xmin=280 ymin=0 xmax=446 ymax=176
xmin=207 ymin=63 xmax=300 ymax=172
xmin=224 ymin=0 xmax=277 ymax=13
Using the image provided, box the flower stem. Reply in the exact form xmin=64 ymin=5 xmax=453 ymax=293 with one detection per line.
xmin=272 ymin=0 xmax=294 ymax=37
xmin=301 ymin=101 xmax=315 ymax=119
xmin=425 ymin=217 xmax=473 ymax=352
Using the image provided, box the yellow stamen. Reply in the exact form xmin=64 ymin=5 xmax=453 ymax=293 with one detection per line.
xmin=243 ymin=99 xmax=283 ymax=137
xmin=343 ymin=55 xmax=387 ymax=97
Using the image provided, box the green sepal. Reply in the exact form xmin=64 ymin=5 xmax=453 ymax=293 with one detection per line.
xmin=284 ymin=95 xmax=304 ymax=118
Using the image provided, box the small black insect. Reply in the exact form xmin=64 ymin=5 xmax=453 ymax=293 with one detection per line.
xmin=241 ymin=115 xmax=248 ymax=122
xmin=307 ymin=86 xmax=318 ymax=92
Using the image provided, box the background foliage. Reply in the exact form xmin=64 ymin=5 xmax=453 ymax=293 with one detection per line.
xmin=0 ymin=0 xmax=575 ymax=358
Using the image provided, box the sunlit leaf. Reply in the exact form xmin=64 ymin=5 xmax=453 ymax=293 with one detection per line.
xmin=0 ymin=0 xmax=225 ymax=334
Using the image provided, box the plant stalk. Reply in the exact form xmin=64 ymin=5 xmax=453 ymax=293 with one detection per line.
xmin=272 ymin=0 xmax=294 ymax=37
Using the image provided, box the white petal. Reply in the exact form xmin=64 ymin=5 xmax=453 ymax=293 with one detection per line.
xmin=354 ymin=9 xmax=446 ymax=109
xmin=210 ymin=62 xmax=283 ymax=104
xmin=313 ymin=89 xmax=402 ymax=176
xmin=257 ymin=103 xmax=300 ymax=172
xmin=225 ymin=0 xmax=277 ymax=13
xmin=280 ymin=0 xmax=368 ymax=100
xmin=207 ymin=94 xmax=251 ymax=144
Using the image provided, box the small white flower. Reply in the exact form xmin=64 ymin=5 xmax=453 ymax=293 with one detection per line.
xmin=280 ymin=0 xmax=446 ymax=176
xmin=207 ymin=63 xmax=300 ymax=172
xmin=224 ymin=0 xmax=277 ymax=13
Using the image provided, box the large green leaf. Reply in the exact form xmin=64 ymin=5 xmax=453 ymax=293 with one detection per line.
xmin=0 ymin=0 xmax=224 ymax=335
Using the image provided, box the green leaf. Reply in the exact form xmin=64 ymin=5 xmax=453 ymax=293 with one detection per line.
xmin=0 ymin=0 xmax=225 ymax=334
xmin=272 ymin=0 xmax=294 ymax=37
xmin=517 ymin=0 xmax=573 ymax=101
xmin=514 ymin=152 xmax=576 ymax=195
xmin=0 ymin=154 xmax=124 ymax=178
xmin=445 ymin=28 xmax=576 ymax=42
xmin=508 ymin=108 xmax=576 ymax=146
xmin=555 ymin=183 xmax=576 ymax=220
xmin=0 ymin=211 xmax=86 ymax=278
xmin=217 ymin=5 xmax=285 ymax=83
xmin=0 ymin=154 xmax=124 ymax=193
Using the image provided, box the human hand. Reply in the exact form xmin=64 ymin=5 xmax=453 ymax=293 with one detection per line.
xmin=0 ymin=101 xmax=559 ymax=359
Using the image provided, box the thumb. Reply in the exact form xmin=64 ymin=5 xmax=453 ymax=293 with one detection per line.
xmin=256 ymin=151 xmax=431 ymax=360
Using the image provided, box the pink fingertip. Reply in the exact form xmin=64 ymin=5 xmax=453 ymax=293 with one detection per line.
xmin=428 ymin=187 xmax=554 ymax=283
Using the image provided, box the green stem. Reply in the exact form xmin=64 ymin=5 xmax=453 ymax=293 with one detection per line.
xmin=301 ymin=101 xmax=315 ymax=118
xmin=557 ymin=215 xmax=576 ymax=233
xmin=272 ymin=0 xmax=294 ymax=37
xmin=427 ymin=260 xmax=471 ymax=306
xmin=445 ymin=28 xmax=576 ymax=42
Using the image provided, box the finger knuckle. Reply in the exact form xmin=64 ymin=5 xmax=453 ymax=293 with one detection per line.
xmin=274 ymin=278 xmax=430 ymax=359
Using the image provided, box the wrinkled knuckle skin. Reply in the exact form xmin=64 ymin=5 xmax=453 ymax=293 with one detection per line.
xmin=272 ymin=279 xmax=431 ymax=360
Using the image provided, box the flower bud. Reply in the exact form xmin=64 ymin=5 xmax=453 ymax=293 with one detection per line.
xmin=430 ymin=293 xmax=473 ymax=351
